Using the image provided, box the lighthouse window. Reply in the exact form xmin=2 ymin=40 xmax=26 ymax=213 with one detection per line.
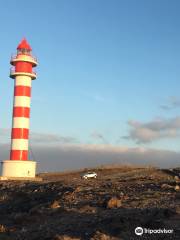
xmin=17 ymin=49 xmax=31 ymax=55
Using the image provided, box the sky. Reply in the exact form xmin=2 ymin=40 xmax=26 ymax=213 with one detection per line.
xmin=0 ymin=0 xmax=180 ymax=171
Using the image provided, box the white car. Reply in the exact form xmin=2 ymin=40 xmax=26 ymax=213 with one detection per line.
xmin=81 ymin=172 xmax=97 ymax=179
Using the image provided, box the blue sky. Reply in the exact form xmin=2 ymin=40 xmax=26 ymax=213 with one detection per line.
xmin=0 ymin=0 xmax=180 ymax=170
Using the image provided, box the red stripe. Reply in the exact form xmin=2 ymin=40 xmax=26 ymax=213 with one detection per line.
xmin=11 ymin=128 xmax=29 ymax=139
xmin=14 ymin=86 xmax=31 ymax=97
xmin=10 ymin=150 xmax=28 ymax=161
xmin=15 ymin=62 xmax=32 ymax=73
xmin=13 ymin=107 xmax=30 ymax=118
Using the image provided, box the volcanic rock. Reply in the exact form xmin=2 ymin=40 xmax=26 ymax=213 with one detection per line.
xmin=106 ymin=197 xmax=122 ymax=209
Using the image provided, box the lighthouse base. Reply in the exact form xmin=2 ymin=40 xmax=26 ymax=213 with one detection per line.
xmin=0 ymin=160 xmax=37 ymax=178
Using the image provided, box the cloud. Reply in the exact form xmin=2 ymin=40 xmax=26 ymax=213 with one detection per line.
xmin=0 ymin=129 xmax=78 ymax=145
xmin=30 ymin=132 xmax=78 ymax=144
xmin=81 ymin=90 xmax=107 ymax=103
xmin=0 ymin=129 xmax=179 ymax=172
xmin=124 ymin=117 xmax=180 ymax=143
xmin=160 ymin=96 xmax=180 ymax=110
xmin=0 ymin=129 xmax=11 ymax=143
xmin=0 ymin=143 xmax=179 ymax=172
xmin=91 ymin=131 xmax=109 ymax=144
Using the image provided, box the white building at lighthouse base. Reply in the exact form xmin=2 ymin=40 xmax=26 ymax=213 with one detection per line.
xmin=0 ymin=160 xmax=42 ymax=181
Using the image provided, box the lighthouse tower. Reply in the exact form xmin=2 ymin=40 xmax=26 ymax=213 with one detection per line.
xmin=1 ymin=39 xmax=38 ymax=179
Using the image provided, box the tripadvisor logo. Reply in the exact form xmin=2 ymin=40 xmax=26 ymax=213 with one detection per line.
xmin=135 ymin=227 xmax=173 ymax=235
xmin=135 ymin=227 xmax=143 ymax=236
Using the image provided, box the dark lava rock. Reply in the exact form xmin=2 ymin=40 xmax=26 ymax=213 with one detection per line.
xmin=0 ymin=166 xmax=179 ymax=240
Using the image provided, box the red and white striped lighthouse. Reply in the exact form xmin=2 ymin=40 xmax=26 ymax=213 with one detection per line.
xmin=1 ymin=39 xmax=38 ymax=179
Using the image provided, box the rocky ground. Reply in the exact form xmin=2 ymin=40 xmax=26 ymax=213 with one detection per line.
xmin=0 ymin=166 xmax=180 ymax=240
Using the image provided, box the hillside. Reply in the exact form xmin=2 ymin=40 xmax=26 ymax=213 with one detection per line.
xmin=0 ymin=166 xmax=180 ymax=240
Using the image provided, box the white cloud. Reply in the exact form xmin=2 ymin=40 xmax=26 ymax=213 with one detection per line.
xmin=81 ymin=90 xmax=107 ymax=103
xmin=0 ymin=129 xmax=78 ymax=145
xmin=160 ymin=96 xmax=180 ymax=110
xmin=0 ymin=142 xmax=179 ymax=172
xmin=0 ymin=128 xmax=179 ymax=172
xmin=91 ymin=131 xmax=109 ymax=144
xmin=30 ymin=132 xmax=78 ymax=144
xmin=124 ymin=117 xmax=180 ymax=143
xmin=0 ymin=128 xmax=11 ymax=143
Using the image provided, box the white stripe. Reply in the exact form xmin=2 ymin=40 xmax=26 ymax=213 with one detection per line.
xmin=12 ymin=117 xmax=30 ymax=129
xmin=11 ymin=139 xmax=28 ymax=150
xmin=15 ymin=76 xmax=32 ymax=87
xmin=14 ymin=96 xmax=31 ymax=107
xmin=16 ymin=54 xmax=37 ymax=65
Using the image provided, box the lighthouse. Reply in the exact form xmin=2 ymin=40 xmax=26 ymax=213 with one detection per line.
xmin=1 ymin=39 xmax=38 ymax=179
